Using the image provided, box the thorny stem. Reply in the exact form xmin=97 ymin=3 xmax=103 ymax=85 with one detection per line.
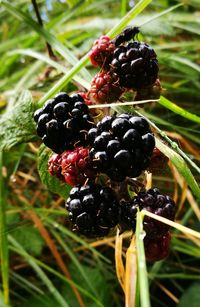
xmin=31 ymin=0 xmax=56 ymax=59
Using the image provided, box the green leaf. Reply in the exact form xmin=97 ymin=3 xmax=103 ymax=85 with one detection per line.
xmin=62 ymin=262 xmax=111 ymax=307
xmin=12 ymin=225 xmax=45 ymax=256
xmin=21 ymin=295 xmax=58 ymax=307
xmin=37 ymin=144 xmax=71 ymax=199
xmin=178 ymin=283 xmax=200 ymax=307
xmin=0 ymin=90 xmax=36 ymax=152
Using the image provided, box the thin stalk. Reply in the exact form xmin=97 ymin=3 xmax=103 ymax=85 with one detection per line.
xmin=31 ymin=0 xmax=55 ymax=59
xmin=0 ymin=152 xmax=9 ymax=306
xmin=135 ymin=210 xmax=151 ymax=307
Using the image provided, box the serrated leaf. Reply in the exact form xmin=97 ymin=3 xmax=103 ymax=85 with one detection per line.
xmin=0 ymin=90 xmax=36 ymax=151
xmin=38 ymin=144 xmax=71 ymax=199
xmin=12 ymin=225 xmax=45 ymax=256
xmin=178 ymin=283 xmax=200 ymax=307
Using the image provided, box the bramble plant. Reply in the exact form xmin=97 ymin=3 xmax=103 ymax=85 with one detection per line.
xmin=0 ymin=1 xmax=200 ymax=307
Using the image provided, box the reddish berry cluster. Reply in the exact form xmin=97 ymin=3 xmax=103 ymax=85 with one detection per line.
xmin=34 ymin=28 xmax=174 ymax=262
xmin=88 ymin=27 xmax=161 ymax=104
xmin=48 ymin=147 xmax=96 ymax=186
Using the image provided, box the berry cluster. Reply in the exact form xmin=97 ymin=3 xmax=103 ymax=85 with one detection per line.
xmin=88 ymin=27 xmax=160 ymax=104
xmin=34 ymin=28 xmax=175 ymax=262
xmin=34 ymin=92 xmax=94 ymax=153
xmin=88 ymin=113 xmax=155 ymax=181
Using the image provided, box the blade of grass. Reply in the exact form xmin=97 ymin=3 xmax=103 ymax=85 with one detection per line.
xmin=107 ymin=0 xmax=152 ymax=37
xmin=0 ymin=290 xmax=7 ymax=307
xmin=115 ymin=229 xmax=125 ymax=292
xmin=0 ymin=152 xmax=9 ymax=306
xmin=125 ymin=235 xmax=137 ymax=307
xmin=1 ymin=0 xmax=91 ymax=81
xmin=45 ymin=216 xmax=110 ymax=264
xmin=51 ymin=228 xmax=99 ymax=298
xmin=121 ymin=0 xmax=127 ymax=17
xmin=156 ymin=138 xmax=200 ymax=199
xmin=142 ymin=210 xmax=200 ymax=240
xmin=149 ymin=274 xmax=200 ymax=280
xmin=135 ymin=210 xmax=151 ymax=307
xmin=140 ymin=3 xmax=183 ymax=27
xmin=17 ymin=193 xmax=85 ymax=307
xmin=8 ymin=235 xmax=70 ymax=307
xmin=159 ymin=96 xmax=200 ymax=124
xmin=8 ymin=241 xmax=105 ymax=307
xmin=38 ymin=0 xmax=153 ymax=106
xmin=134 ymin=109 xmax=200 ymax=176
xmin=10 ymin=271 xmax=44 ymax=296
xmin=9 ymin=49 xmax=90 ymax=90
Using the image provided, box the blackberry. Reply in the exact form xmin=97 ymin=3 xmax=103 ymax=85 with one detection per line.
xmin=120 ymin=188 xmax=176 ymax=238
xmin=144 ymin=232 xmax=171 ymax=262
xmin=89 ymin=35 xmax=115 ymax=69
xmin=110 ymin=40 xmax=158 ymax=90
xmin=65 ymin=184 xmax=120 ymax=237
xmin=88 ymin=71 xmax=124 ymax=104
xmin=34 ymin=92 xmax=94 ymax=154
xmin=88 ymin=114 xmax=155 ymax=182
xmin=61 ymin=147 xmax=97 ymax=186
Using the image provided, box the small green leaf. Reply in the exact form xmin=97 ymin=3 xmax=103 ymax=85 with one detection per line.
xmin=12 ymin=225 xmax=45 ymax=256
xmin=0 ymin=90 xmax=36 ymax=151
xmin=178 ymin=283 xmax=200 ymax=307
xmin=38 ymin=144 xmax=71 ymax=199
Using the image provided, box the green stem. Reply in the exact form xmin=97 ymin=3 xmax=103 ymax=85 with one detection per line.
xmin=0 ymin=152 xmax=9 ymax=306
xmin=136 ymin=210 xmax=151 ymax=307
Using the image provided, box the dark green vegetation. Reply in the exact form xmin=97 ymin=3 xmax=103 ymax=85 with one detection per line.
xmin=0 ymin=0 xmax=200 ymax=306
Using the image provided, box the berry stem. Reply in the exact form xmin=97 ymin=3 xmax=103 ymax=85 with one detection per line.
xmin=31 ymin=0 xmax=56 ymax=60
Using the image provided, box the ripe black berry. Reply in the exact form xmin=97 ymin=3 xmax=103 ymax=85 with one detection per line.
xmin=110 ymin=38 xmax=158 ymax=90
xmin=88 ymin=114 xmax=155 ymax=181
xmin=120 ymin=188 xmax=176 ymax=238
xmin=66 ymin=184 xmax=120 ymax=237
xmin=34 ymin=92 xmax=94 ymax=154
